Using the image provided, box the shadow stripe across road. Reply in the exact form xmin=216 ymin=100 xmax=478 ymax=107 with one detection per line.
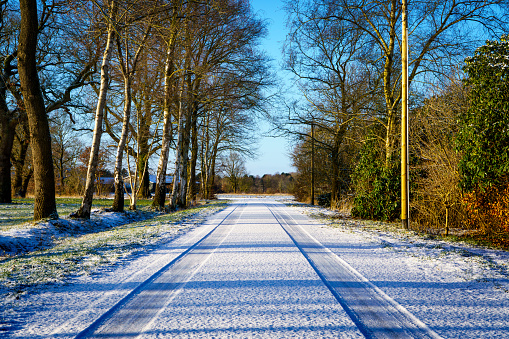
xmin=267 ymin=203 xmax=442 ymax=339
xmin=75 ymin=204 xmax=245 ymax=339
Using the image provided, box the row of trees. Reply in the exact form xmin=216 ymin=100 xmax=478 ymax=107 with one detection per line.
xmin=282 ymin=0 xmax=509 ymax=237
xmin=0 ymin=0 xmax=270 ymax=220
xmin=218 ymin=151 xmax=294 ymax=193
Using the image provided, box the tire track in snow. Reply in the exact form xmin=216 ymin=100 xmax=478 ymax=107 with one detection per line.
xmin=268 ymin=203 xmax=442 ymax=339
xmin=74 ymin=204 xmax=245 ymax=339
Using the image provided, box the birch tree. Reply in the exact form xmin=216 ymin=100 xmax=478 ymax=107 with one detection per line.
xmin=73 ymin=0 xmax=117 ymax=219
xmin=111 ymin=11 xmax=152 ymax=212
xmin=152 ymin=5 xmax=182 ymax=209
xmin=169 ymin=21 xmax=193 ymax=209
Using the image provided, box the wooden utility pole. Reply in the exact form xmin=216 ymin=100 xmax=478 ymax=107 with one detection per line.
xmin=401 ymin=0 xmax=410 ymax=229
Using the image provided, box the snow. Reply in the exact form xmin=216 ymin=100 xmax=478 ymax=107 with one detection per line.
xmin=0 ymin=209 xmax=153 ymax=256
xmin=291 ymin=202 xmax=509 ymax=338
xmin=0 ymin=202 xmax=228 ymax=334
xmin=142 ymin=202 xmax=363 ymax=338
xmin=1 ymin=196 xmax=509 ymax=338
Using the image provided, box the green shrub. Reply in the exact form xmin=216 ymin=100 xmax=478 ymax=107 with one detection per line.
xmin=351 ymin=134 xmax=401 ymax=221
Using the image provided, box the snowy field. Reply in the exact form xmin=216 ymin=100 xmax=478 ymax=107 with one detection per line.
xmin=1 ymin=195 xmax=508 ymax=338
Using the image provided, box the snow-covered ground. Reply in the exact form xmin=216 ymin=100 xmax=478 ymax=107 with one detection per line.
xmin=0 ymin=208 xmax=155 ymax=256
xmin=0 ymin=201 xmax=228 ymax=334
xmin=291 ymin=202 xmax=509 ymax=338
xmin=1 ymin=195 xmax=509 ymax=338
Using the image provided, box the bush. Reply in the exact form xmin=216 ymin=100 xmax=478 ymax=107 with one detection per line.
xmin=458 ymin=35 xmax=509 ymax=191
xmin=455 ymin=36 xmax=509 ymax=243
xmin=317 ymin=193 xmax=331 ymax=207
xmin=410 ymin=77 xmax=468 ymax=235
xmin=462 ymin=186 xmax=509 ymax=247
xmin=351 ymin=134 xmax=400 ymax=221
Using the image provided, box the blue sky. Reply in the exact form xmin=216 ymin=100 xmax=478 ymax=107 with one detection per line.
xmin=244 ymin=0 xmax=295 ymax=176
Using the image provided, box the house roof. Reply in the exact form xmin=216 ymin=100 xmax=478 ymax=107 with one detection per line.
xmin=148 ymin=174 xmax=173 ymax=184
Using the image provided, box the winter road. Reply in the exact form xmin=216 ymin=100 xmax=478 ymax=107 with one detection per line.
xmin=73 ymin=198 xmax=440 ymax=339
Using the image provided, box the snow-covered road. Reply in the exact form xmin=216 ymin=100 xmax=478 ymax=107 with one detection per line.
xmin=6 ymin=196 xmax=509 ymax=338
xmin=75 ymin=201 xmax=369 ymax=338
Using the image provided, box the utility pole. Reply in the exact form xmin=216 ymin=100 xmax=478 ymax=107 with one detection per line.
xmin=311 ymin=120 xmax=315 ymax=205
xmin=401 ymin=0 xmax=410 ymax=229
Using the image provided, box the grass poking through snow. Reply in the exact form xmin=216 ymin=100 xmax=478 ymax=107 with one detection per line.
xmin=0 ymin=200 xmax=227 ymax=297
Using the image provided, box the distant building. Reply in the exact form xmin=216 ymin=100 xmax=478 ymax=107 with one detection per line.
xmin=148 ymin=175 xmax=173 ymax=194
xmin=98 ymin=175 xmax=173 ymax=195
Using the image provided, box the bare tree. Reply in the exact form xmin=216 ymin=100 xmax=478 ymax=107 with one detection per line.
xmin=18 ymin=0 xmax=57 ymax=219
xmin=411 ymin=75 xmax=468 ymax=235
xmin=152 ymin=4 xmax=182 ymax=209
xmin=200 ymin=95 xmax=258 ymax=199
xmin=50 ymin=110 xmax=83 ymax=195
xmin=284 ymin=0 xmax=508 ymax=172
xmin=73 ymin=0 xmax=117 ymax=219
xmin=111 ymin=3 xmax=152 ymax=212
xmin=221 ymin=151 xmax=246 ymax=193
xmin=283 ymin=0 xmax=377 ymax=207
xmin=2 ymin=1 xmax=97 ymax=208
xmin=343 ymin=0 xmax=506 ymax=166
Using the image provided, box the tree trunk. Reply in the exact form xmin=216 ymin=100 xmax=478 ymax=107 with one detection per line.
xmin=169 ymin=93 xmax=185 ymax=209
xmin=152 ymin=42 xmax=175 ymax=209
xmin=310 ymin=122 xmax=315 ymax=205
xmin=330 ymin=124 xmax=347 ymax=209
xmin=20 ymin=167 xmax=32 ymax=198
xmin=58 ymin=151 xmax=65 ymax=195
xmin=18 ymin=0 xmax=58 ymax=220
xmin=112 ymin=75 xmax=131 ymax=212
xmin=330 ymin=148 xmax=339 ymax=209
xmin=13 ymin=160 xmax=33 ymax=198
xmin=134 ymin=67 xmax=152 ymax=199
xmin=178 ymin=108 xmax=192 ymax=207
xmin=187 ymin=107 xmax=199 ymax=204
xmin=0 ymin=117 xmax=16 ymax=203
xmin=170 ymin=91 xmax=194 ymax=209
xmin=385 ymin=107 xmax=398 ymax=167
xmin=11 ymin=120 xmax=31 ymax=198
xmin=209 ymin=153 xmax=217 ymax=198
xmin=206 ymin=138 xmax=220 ymax=200
xmin=139 ymin=154 xmax=150 ymax=198
xmin=201 ymin=115 xmax=211 ymax=199
xmin=12 ymin=162 xmax=23 ymax=198
xmin=138 ymin=106 xmax=151 ymax=198
xmin=382 ymin=2 xmax=399 ymax=169
xmin=112 ymin=25 xmax=150 ymax=212
xmin=73 ymin=1 xmax=116 ymax=219
xmin=0 ymin=51 xmax=17 ymax=203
